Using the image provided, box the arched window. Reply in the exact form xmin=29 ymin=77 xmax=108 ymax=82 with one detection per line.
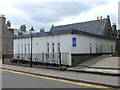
xmin=52 ymin=43 xmax=54 ymax=53
xmin=90 ymin=43 xmax=92 ymax=53
xmin=28 ymin=44 xmax=30 ymax=53
xmin=18 ymin=44 xmax=20 ymax=54
xmin=58 ymin=43 xmax=60 ymax=53
xmin=21 ymin=44 xmax=23 ymax=54
xmin=47 ymin=43 xmax=49 ymax=53
xmin=25 ymin=44 xmax=26 ymax=54
xmin=52 ymin=43 xmax=55 ymax=58
xmin=96 ymin=44 xmax=97 ymax=53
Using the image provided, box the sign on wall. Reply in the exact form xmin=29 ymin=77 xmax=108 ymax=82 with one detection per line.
xmin=72 ymin=37 xmax=76 ymax=47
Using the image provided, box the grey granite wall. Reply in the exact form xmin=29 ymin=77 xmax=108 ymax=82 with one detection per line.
xmin=0 ymin=15 xmax=14 ymax=59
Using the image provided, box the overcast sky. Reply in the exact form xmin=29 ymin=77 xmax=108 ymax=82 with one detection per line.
xmin=0 ymin=0 xmax=119 ymax=31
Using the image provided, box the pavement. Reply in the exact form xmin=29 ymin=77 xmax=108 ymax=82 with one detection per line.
xmin=79 ymin=55 xmax=119 ymax=68
xmin=68 ymin=56 xmax=120 ymax=76
xmin=0 ymin=59 xmax=120 ymax=88
xmin=67 ymin=67 xmax=119 ymax=76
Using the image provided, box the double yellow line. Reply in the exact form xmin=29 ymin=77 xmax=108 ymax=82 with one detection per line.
xmin=0 ymin=68 xmax=111 ymax=89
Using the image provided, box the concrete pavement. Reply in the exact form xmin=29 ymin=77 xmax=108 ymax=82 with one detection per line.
xmin=67 ymin=67 xmax=119 ymax=76
xmin=0 ymin=60 xmax=119 ymax=88
xmin=78 ymin=55 xmax=119 ymax=69
xmin=67 ymin=56 xmax=120 ymax=76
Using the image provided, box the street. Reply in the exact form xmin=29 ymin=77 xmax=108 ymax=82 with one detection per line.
xmin=2 ymin=69 xmax=105 ymax=89
xmin=2 ymin=70 xmax=90 ymax=88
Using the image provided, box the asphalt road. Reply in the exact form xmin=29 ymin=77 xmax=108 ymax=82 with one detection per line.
xmin=2 ymin=70 xmax=94 ymax=88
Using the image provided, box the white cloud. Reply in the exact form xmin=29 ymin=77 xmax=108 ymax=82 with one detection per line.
xmin=55 ymin=0 xmax=118 ymax=28
xmin=0 ymin=0 xmax=119 ymax=31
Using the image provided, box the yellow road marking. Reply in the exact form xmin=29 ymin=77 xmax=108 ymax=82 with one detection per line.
xmin=0 ymin=68 xmax=110 ymax=89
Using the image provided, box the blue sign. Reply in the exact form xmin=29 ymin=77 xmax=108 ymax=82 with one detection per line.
xmin=72 ymin=37 xmax=76 ymax=42
xmin=72 ymin=43 xmax=76 ymax=47
xmin=72 ymin=37 xmax=76 ymax=47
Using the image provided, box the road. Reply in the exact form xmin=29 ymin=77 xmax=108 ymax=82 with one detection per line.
xmin=1 ymin=69 xmax=105 ymax=89
xmin=2 ymin=70 xmax=91 ymax=88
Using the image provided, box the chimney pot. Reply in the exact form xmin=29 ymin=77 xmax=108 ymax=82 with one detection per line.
xmin=40 ymin=28 xmax=45 ymax=32
xmin=97 ymin=16 xmax=99 ymax=20
xmin=107 ymin=15 xmax=110 ymax=19
xmin=20 ymin=24 xmax=26 ymax=32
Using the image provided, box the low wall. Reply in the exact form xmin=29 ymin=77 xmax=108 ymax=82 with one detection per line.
xmin=71 ymin=53 xmax=102 ymax=66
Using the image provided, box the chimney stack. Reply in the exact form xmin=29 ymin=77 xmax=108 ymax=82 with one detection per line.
xmin=0 ymin=14 xmax=6 ymax=27
xmin=20 ymin=24 xmax=26 ymax=32
xmin=40 ymin=28 xmax=45 ymax=32
xmin=0 ymin=14 xmax=5 ymax=18
xmin=52 ymin=25 xmax=54 ymax=28
xmin=112 ymin=23 xmax=117 ymax=38
xmin=6 ymin=21 xmax=11 ymax=27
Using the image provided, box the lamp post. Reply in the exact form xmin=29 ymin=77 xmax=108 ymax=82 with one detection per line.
xmin=30 ymin=27 xmax=34 ymax=67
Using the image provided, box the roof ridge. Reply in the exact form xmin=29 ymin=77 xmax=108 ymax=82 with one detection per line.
xmin=53 ymin=18 xmax=107 ymax=28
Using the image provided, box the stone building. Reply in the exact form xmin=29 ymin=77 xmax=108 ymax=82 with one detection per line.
xmin=0 ymin=15 xmax=14 ymax=58
xmin=0 ymin=15 xmax=31 ymax=58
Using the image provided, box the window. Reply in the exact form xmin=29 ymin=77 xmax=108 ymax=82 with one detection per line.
xmin=21 ymin=44 xmax=23 ymax=54
xmin=52 ymin=43 xmax=55 ymax=58
xmin=46 ymin=43 xmax=49 ymax=59
xmin=52 ymin=43 xmax=54 ymax=53
xmin=47 ymin=43 xmax=49 ymax=53
xmin=101 ymin=45 xmax=102 ymax=53
xmin=25 ymin=44 xmax=26 ymax=54
xmin=58 ymin=43 xmax=60 ymax=53
xmin=21 ymin=44 xmax=23 ymax=58
xmin=18 ymin=44 xmax=20 ymax=54
xmin=28 ymin=44 xmax=30 ymax=53
xmin=96 ymin=44 xmax=97 ymax=53
xmin=90 ymin=43 xmax=92 ymax=53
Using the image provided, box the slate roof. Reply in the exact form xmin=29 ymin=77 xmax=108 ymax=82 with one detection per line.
xmin=12 ymin=29 xmax=115 ymax=40
xmin=50 ymin=18 xmax=108 ymax=36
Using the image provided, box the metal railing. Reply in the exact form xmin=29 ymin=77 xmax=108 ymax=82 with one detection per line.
xmin=2 ymin=53 xmax=69 ymax=67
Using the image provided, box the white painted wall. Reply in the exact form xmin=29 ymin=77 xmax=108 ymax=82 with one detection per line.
xmin=70 ymin=34 xmax=115 ymax=54
xmin=14 ymin=34 xmax=72 ymax=65
xmin=31 ymin=34 xmax=71 ymax=53
xmin=14 ymin=33 xmax=115 ymax=66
